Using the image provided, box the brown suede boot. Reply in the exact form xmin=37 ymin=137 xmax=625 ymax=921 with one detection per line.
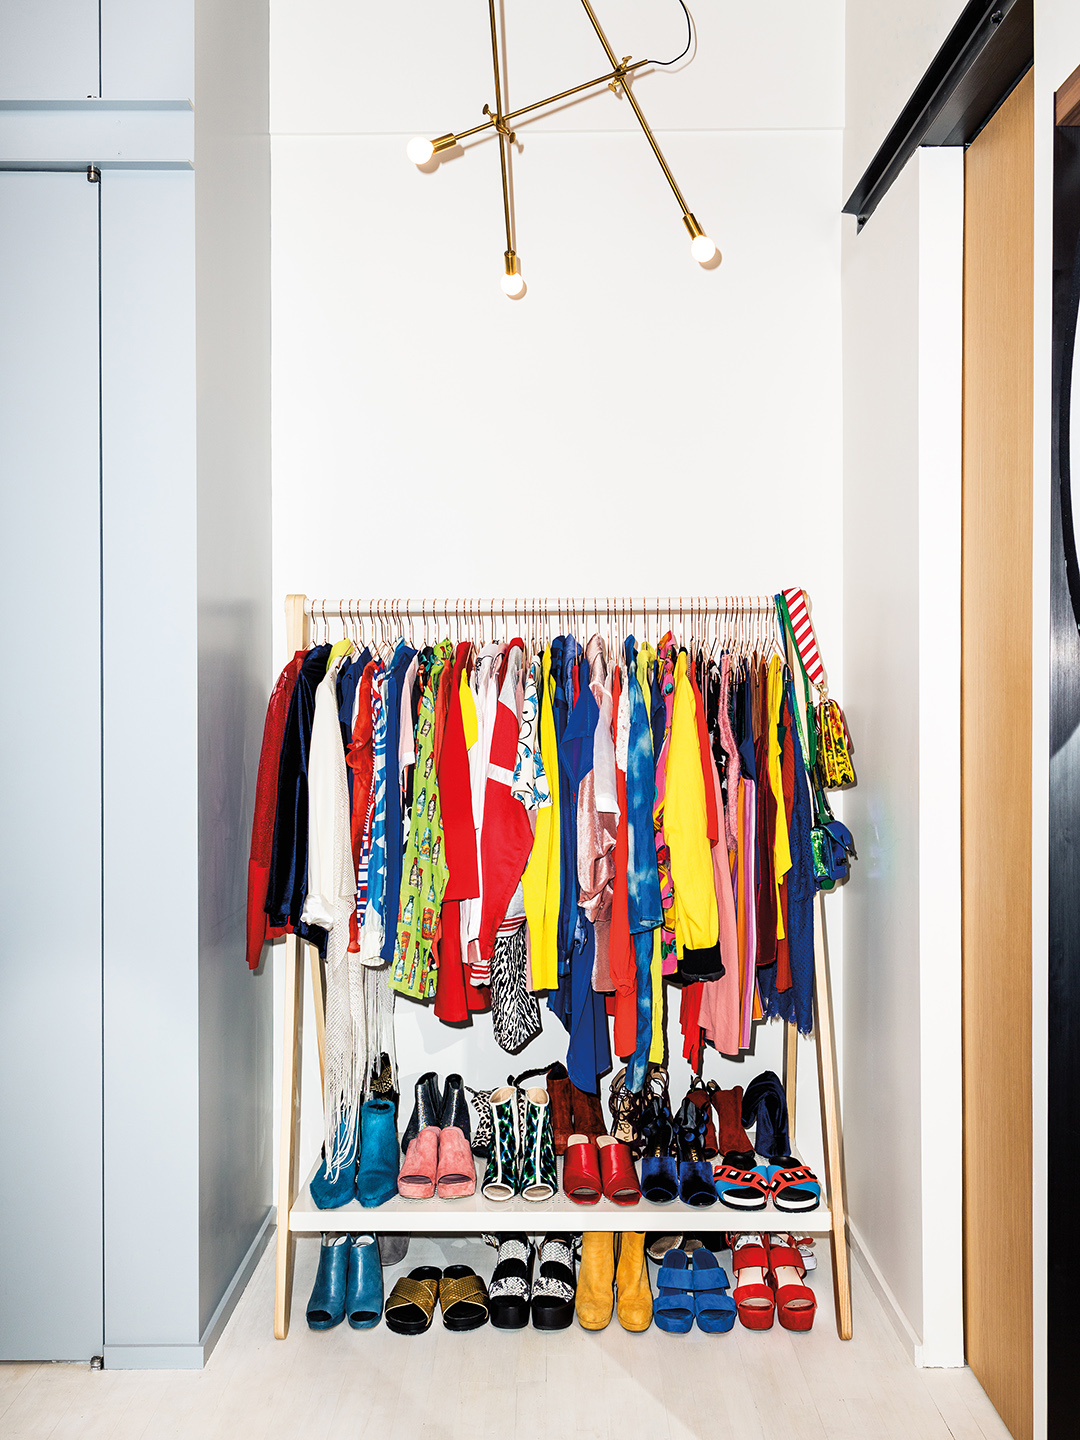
xmin=614 ymin=1232 xmax=653 ymax=1332
xmin=512 ymin=1062 xmax=574 ymax=1155
xmin=576 ymin=1232 xmax=616 ymax=1330
xmin=709 ymin=1082 xmax=754 ymax=1160
xmin=546 ymin=1063 xmax=574 ymax=1156
xmin=570 ymin=1083 xmax=608 ymax=1143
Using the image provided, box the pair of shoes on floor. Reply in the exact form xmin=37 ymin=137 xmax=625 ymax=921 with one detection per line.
xmin=309 ymin=1099 xmax=399 ymax=1210
xmin=645 ymin=1233 xmax=728 ymax=1261
xmin=653 ymin=1249 xmax=737 ymax=1334
xmin=512 ymin=1062 xmax=606 ymax=1155
xmin=306 ymin=1233 xmax=383 ymax=1330
xmin=728 ymin=1231 xmax=817 ymax=1331
xmin=576 ymin=1231 xmax=653 ymax=1332
xmin=563 ymin=1134 xmax=641 ymax=1205
xmin=637 ymin=1097 xmax=716 ymax=1207
xmin=486 ymin=1234 xmax=577 ymax=1330
xmin=481 ymin=1086 xmax=558 ymax=1201
xmin=400 ymin=1072 xmax=471 ymax=1153
xmin=398 ymin=1125 xmax=475 ymax=1199
xmin=384 ymin=1265 xmax=489 ymax=1334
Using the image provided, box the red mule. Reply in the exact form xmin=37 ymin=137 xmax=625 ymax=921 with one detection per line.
xmin=596 ymin=1136 xmax=641 ymax=1205
xmin=563 ymin=1134 xmax=602 ymax=1204
xmin=727 ymin=1232 xmax=775 ymax=1329
xmin=768 ymin=1233 xmax=817 ymax=1331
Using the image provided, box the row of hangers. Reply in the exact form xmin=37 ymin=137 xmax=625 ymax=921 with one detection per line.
xmin=307 ymin=598 xmax=789 ymax=668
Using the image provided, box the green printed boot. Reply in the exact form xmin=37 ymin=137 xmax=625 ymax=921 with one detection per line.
xmin=519 ymin=1088 xmax=558 ymax=1202
xmin=481 ymin=1086 xmax=520 ymax=1201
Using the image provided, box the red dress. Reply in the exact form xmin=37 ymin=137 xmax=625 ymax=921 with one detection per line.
xmin=245 ymin=651 xmax=305 ymax=969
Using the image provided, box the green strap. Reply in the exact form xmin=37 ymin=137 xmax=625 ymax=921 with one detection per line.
xmin=775 ymin=594 xmax=817 ymax=774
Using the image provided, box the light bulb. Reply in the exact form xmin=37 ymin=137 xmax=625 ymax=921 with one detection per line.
xmin=406 ymin=136 xmax=435 ymax=165
xmin=690 ymin=233 xmax=717 ymax=263
xmin=500 ymin=270 xmax=526 ymax=297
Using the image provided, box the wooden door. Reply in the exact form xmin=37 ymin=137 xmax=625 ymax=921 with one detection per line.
xmin=962 ymin=68 xmax=1034 ymax=1440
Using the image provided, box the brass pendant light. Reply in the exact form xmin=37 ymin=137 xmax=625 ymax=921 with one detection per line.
xmin=407 ymin=0 xmax=719 ymax=297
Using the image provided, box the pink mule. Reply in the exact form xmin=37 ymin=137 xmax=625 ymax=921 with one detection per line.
xmin=436 ymin=1124 xmax=477 ymax=1199
xmin=398 ymin=1125 xmax=441 ymax=1199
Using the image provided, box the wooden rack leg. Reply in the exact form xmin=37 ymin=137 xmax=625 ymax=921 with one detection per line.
xmin=274 ymin=932 xmax=304 ymax=1339
xmin=309 ymin=946 xmax=326 ymax=1095
xmin=813 ymin=891 xmax=852 ymax=1339
xmin=784 ymin=1020 xmax=798 ymax=1147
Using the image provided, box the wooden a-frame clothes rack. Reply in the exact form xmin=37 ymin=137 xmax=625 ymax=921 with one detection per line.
xmin=273 ymin=593 xmax=852 ymax=1340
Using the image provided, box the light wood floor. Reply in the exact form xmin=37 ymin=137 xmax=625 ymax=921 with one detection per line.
xmin=1 ymin=1235 xmax=1013 ymax=1440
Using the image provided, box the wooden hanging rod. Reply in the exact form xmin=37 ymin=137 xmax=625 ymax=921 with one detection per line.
xmin=302 ymin=595 xmax=780 ymax=621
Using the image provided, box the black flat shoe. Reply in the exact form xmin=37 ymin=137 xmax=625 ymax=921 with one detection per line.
xmin=531 ymin=1234 xmax=576 ymax=1330
xmin=486 ymin=1234 xmax=533 ymax=1330
xmin=439 ymin=1073 xmax=472 ymax=1142
xmin=401 ymin=1071 xmax=443 ymax=1155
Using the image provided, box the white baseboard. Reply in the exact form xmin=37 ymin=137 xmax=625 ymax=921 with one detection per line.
xmin=103 ymin=1207 xmax=274 ymax=1371
xmin=848 ymin=1217 xmax=925 ymax=1365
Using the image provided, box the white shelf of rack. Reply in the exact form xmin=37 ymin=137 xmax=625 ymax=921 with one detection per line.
xmin=289 ymin=1155 xmax=834 ymax=1234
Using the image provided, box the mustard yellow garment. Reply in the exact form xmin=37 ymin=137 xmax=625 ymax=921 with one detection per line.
xmin=635 ymin=641 xmax=656 ymax=713
xmin=766 ymin=655 xmax=792 ymax=939
xmin=522 ymin=646 xmax=561 ymax=990
xmin=459 ymin=669 xmax=478 ymax=750
xmin=665 ymin=652 xmax=720 ymax=955
xmin=648 ymin=929 xmax=665 ymax=1062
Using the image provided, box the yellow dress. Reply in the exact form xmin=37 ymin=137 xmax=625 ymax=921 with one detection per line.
xmin=665 ymin=652 xmax=720 ymax=955
xmin=522 ymin=646 xmax=561 ymax=990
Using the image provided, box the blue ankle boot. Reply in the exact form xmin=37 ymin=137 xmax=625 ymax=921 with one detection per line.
xmin=309 ymin=1116 xmax=359 ymax=1209
xmin=356 ymin=1099 xmax=399 ymax=1207
xmin=346 ymin=1233 xmax=384 ymax=1328
xmin=306 ymin=1233 xmax=349 ymax=1328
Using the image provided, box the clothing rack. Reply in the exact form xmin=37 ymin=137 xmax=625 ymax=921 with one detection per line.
xmin=273 ymin=593 xmax=851 ymax=1340
xmin=302 ymin=595 xmax=779 ymax=617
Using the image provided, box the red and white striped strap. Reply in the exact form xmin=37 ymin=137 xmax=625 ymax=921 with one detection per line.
xmin=781 ymin=587 xmax=826 ymax=692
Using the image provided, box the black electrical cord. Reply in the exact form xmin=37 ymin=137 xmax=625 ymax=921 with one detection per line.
xmin=645 ymin=0 xmax=694 ymax=67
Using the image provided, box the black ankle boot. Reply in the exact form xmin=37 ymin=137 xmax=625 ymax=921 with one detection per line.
xmin=400 ymin=1071 xmax=443 ymax=1155
xmin=439 ymin=1073 xmax=471 ymax=1141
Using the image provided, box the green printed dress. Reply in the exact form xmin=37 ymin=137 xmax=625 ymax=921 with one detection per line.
xmin=391 ymin=649 xmax=450 ymax=1000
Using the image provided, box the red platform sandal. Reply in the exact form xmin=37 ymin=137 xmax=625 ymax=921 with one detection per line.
xmin=727 ymin=1232 xmax=775 ymax=1330
xmin=768 ymin=1233 xmax=817 ymax=1331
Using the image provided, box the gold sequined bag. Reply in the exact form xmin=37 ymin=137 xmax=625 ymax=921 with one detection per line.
xmin=817 ymin=699 xmax=855 ymax=788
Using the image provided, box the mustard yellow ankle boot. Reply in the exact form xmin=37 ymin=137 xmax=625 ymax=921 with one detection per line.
xmin=615 ymin=1231 xmax=653 ymax=1332
xmin=575 ymin=1231 xmax=615 ymax=1330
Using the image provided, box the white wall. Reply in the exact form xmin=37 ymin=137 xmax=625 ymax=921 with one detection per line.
xmin=841 ymin=0 xmax=967 ymax=1370
xmin=269 ymin=0 xmax=847 ymax=1188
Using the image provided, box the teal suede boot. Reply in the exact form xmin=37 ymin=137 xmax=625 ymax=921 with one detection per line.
xmin=356 ymin=1099 xmax=399 ymax=1207
xmin=309 ymin=1116 xmax=359 ymax=1209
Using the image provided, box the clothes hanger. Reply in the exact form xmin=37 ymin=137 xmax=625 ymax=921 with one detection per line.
xmin=327 ymin=598 xmax=353 ymax=666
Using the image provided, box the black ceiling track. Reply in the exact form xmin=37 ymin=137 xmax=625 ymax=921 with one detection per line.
xmin=843 ymin=0 xmax=1033 ymax=229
